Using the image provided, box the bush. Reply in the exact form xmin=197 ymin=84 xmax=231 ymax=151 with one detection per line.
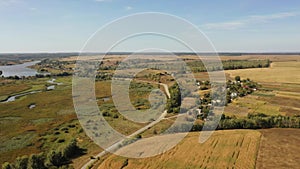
xmin=135 ymin=134 xmax=142 ymax=139
xmin=200 ymin=86 xmax=208 ymax=90
xmin=235 ymin=76 xmax=241 ymax=81
xmin=113 ymin=114 xmax=119 ymax=118
xmin=47 ymin=151 xmax=65 ymax=167
xmin=121 ymin=159 xmax=129 ymax=169
xmin=62 ymin=139 xmax=81 ymax=159
xmin=15 ymin=155 xmax=29 ymax=169
xmin=57 ymin=139 xmax=65 ymax=143
xmin=2 ymin=162 xmax=12 ymax=169
xmin=102 ymin=111 xmax=110 ymax=117
xmin=28 ymin=153 xmax=46 ymax=169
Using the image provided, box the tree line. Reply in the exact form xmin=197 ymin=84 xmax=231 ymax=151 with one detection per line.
xmin=2 ymin=139 xmax=84 ymax=169
xmin=187 ymin=59 xmax=270 ymax=72
xmin=164 ymin=113 xmax=300 ymax=133
xmin=166 ymin=83 xmax=181 ymax=113
xmin=190 ymin=113 xmax=300 ymax=132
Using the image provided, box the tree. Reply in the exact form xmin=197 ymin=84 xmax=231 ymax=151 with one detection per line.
xmin=48 ymin=150 xmax=65 ymax=167
xmin=62 ymin=139 xmax=80 ymax=159
xmin=15 ymin=155 xmax=29 ymax=169
xmin=28 ymin=153 xmax=46 ymax=169
xmin=235 ymin=76 xmax=241 ymax=82
xmin=166 ymin=83 xmax=181 ymax=113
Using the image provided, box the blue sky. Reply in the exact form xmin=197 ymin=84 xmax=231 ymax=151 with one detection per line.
xmin=0 ymin=0 xmax=300 ymax=52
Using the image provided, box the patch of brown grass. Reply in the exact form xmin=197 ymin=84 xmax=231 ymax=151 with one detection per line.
xmin=256 ymin=128 xmax=300 ymax=169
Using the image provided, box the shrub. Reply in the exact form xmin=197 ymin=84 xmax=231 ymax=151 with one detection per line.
xmin=47 ymin=150 xmax=65 ymax=167
xmin=62 ymin=139 xmax=81 ymax=159
xmin=121 ymin=159 xmax=129 ymax=169
xmin=28 ymin=153 xmax=46 ymax=169
xmin=235 ymin=76 xmax=241 ymax=81
xmin=57 ymin=139 xmax=65 ymax=143
xmin=102 ymin=111 xmax=110 ymax=117
xmin=15 ymin=155 xmax=29 ymax=169
xmin=2 ymin=162 xmax=12 ymax=169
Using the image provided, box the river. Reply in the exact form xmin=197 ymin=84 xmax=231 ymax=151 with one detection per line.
xmin=0 ymin=61 xmax=40 ymax=77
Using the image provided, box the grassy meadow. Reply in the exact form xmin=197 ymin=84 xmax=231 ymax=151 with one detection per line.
xmin=0 ymin=77 xmax=103 ymax=166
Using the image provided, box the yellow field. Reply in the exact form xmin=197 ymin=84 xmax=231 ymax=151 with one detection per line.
xmin=97 ymin=130 xmax=261 ymax=169
xmin=226 ymin=61 xmax=300 ymax=84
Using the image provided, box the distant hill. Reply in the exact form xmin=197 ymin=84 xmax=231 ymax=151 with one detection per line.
xmin=0 ymin=52 xmax=299 ymax=61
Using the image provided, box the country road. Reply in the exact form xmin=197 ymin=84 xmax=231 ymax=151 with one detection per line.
xmin=80 ymin=80 xmax=170 ymax=169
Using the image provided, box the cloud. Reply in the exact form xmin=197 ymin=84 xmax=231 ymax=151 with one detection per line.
xmin=203 ymin=21 xmax=245 ymax=30
xmin=249 ymin=12 xmax=297 ymax=21
xmin=202 ymin=12 xmax=298 ymax=30
xmin=0 ymin=0 xmax=20 ymax=6
xmin=29 ymin=7 xmax=37 ymax=11
xmin=125 ymin=6 xmax=133 ymax=11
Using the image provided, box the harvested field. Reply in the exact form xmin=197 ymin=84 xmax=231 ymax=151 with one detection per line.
xmin=226 ymin=62 xmax=300 ymax=84
xmin=256 ymin=128 xmax=300 ymax=169
xmin=98 ymin=130 xmax=261 ymax=169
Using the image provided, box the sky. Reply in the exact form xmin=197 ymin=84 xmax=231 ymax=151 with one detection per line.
xmin=0 ymin=0 xmax=300 ymax=53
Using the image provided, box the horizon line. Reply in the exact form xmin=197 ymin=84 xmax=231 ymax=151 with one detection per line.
xmin=0 ymin=51 xmax=300 ymax=55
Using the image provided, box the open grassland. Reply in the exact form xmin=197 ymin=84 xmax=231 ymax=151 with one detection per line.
xmin=228 ymin=95 xmax=282 ymax=116
xmin=0 ymin=77 xmax=101 ymax=165
xmin=226 ymin=62 xmax=300 ymax=84
xmin=95 ymin=80 xmax=160 ymax=135
xmin=0 ymin=78 xmax=50 ymax=101
xmin=0 ymin=76 xmax=167 ymax=165
xmin=0 ymin=82 xmax=30 ymax=101
xmin=224 ymin=89 xmax=300 ymax=117
xmin=97 ymin=130 xmax=261 ymax=169
xmin=256 ymin=128 xmax=300 ymax=169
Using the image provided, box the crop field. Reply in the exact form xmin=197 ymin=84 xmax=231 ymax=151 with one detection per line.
xmin=256 ymin=128 xmax=300 ymax=169
xmin=220 ymin=55 xmax=300 ymax=62
xmin=226 ymin=62 xmax=300 ymax=84
xmin=97 ymin=130 xmax=261 ymax=169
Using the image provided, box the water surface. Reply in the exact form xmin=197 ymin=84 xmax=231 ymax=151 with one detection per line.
xmin=0 ymin=61 xmax=40 ymax=77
